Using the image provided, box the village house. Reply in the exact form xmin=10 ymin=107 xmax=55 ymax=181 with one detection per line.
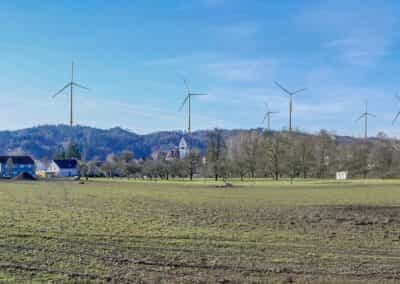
xmin=47 ymin=159 xmax=79 ymax=177
xmin=0 ymin=156 xmax=35 ymax=178
xmin=151 ymin=151 xmax=167 ymax=161
xmin=165 ymin=148 xmax=180 ymax=161
xmin=150 ymin=137 xmax=190 ymax=162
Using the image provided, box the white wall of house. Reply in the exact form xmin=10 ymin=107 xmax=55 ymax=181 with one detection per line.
xmin=48 ymin=161 xmax=79 ymax=177
xmin=57 ymin=168 xmax=79 ymax=177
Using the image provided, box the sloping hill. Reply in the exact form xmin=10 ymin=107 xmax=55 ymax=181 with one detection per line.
xmin=0 ymin=124 xmax=370 ymax=160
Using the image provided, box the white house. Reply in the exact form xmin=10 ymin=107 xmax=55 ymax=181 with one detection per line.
xmin=47 ymin=160 xmax=79 ymax=177
xmin=179 ymin=137 xmax=189 ymax=160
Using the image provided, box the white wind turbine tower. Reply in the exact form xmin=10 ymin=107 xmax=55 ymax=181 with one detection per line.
xmin=177 ymin=78 xmax=207 ymax=181
xmin=178 ymin=78 xmax=207 ymax=134
xmin=275 ymin=81 xmax=306 ymax=132
xmin=53 ymin=61 xmax=89 ymax=127
xmin=356 ymin=100 xmax=376 ymax=139
xmin=261 ymin=102 xmax=278 ymax=132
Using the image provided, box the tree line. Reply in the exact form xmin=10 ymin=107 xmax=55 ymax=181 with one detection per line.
xmin=208 ymin=129 xmax=400 ymax=180
xmin=75 ymin=129 xmax=400 ymax=180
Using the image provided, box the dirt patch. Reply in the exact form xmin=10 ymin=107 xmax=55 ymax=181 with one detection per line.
xmin=12 ymin=172 xmax=36 ymax=181
xmin=320 ymin=205 xmax=400 ymax=225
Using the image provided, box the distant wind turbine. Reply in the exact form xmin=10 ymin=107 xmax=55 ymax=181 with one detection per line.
xmin=275 ymin=81 xmax=306 ymax=132
xmin=392 ymin=93 xmax=400 ymax=125
xmin=178 ymin=78 xmax=207 ymax=134
xmin=261 ymin=102 xmax=278 ymax=131
xmin=356 ymin=100 xmax=376 ymax=139
xmin=53 ymin=62 xmax=89 ymax=127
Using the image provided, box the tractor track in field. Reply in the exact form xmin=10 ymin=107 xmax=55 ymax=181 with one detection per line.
xmin=1 ymin=243 xmax=400 ymax=282
xmin=2 ymin=258 xmax=400 ymax=283
xmin=0 ymin=262 xmax=107 ymax=282
xmin=3 ymin=234 xmax=400 ymax=260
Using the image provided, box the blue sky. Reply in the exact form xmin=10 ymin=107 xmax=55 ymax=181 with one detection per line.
xmin=1 ymin=0 xmax=400 ymax=137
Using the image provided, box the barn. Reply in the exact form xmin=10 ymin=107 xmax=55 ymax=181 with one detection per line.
xmin=0 ymin=156 xmax=35 ymax=178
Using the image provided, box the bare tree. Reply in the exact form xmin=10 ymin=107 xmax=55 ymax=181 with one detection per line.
xmin=312 ymin=130 xmax=336 ymax=178
xmin=265 ymin=133 xmax=289 ymax=180
xmin=241 ymin=131 xmax=265 ymax=179
xmin=206 ymin=128 xmax=227 ymax=181
xmin=226 ymin=135 xmax=248 ymax=181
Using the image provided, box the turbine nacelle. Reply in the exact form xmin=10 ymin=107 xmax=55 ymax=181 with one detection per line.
xmin=275 ymin=81 xmax=306 ymax=97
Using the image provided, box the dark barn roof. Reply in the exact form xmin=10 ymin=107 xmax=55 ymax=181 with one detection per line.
xmin=0 ymin=156 xmax=34 ymax=164
xmin=53 ymin=159 xmax=78 ymax=169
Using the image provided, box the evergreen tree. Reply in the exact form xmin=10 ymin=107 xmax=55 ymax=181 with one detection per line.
xmin=65 ymin=140 xmax=81 ymax=160
xmin=53 ymin=146 xmax=66 ymax=160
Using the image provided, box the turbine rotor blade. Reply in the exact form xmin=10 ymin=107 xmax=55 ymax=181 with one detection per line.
xmin=393 ymin=112 xmax=400 ymax=125
xmin=261 ymin=114 xmax=267 ymax=124
xmin=274 ymin=81 xmax=292 ymax=95
xmin=183 ymin=79 xmax=190 ymax=93
xmin=292 ymin=88 xmax=307 ymax=95
xmin=356 ymin=114 xmax=365 ymax=122
xmin=178 ymin=96 xmax=189 ymax=111
xmin=189 ymin=93 xmax=207 ymax=96
xmin=52 ymin=83 xmax=71 ymax=98
xmin=73 ymin=82 xmax=89 ymax=90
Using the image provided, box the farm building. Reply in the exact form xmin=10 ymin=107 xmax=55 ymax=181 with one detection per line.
xmin=151 ymin=151 xmax=167 ymax=161
xmin=47 ymin=159 xmax=79 ymax=177
xmin=165 ymin=148 xmax=180 ymax=161
xmin=0 ymin=156 xmax=35 ymax=178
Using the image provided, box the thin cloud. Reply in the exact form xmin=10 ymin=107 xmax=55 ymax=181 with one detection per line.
xmin=323 ymin=37 xmax=389 ymax=66
xmin=298 ymin=1 xmax=396 ymax=66
xmin=207 ymin=58 xmax=277 ymax=82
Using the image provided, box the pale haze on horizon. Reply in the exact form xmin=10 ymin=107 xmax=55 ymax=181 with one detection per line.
xmin=1 ymin=0 xmax=400 ymax=137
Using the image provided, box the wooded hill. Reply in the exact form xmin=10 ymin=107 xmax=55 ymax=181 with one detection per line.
xmin=0 ymin=124 xmax=389 ymax=160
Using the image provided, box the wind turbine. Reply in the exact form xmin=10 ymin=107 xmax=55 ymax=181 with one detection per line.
xmin=53 ymin=62 xmax=89 ymax=127
xmin=275 ymin=81 xmax=306 ymax=132
xmin=356 ymin=100 xmax=376 ymax=139
xmin=261 ymin=102 xmax=278 ymax=131
xmin=392 ymin=93 xmax=400 ymax=125
xmin=178 ymin=79 xmax=207 ymax=134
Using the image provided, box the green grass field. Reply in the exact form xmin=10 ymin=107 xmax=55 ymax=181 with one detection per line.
xmin=0 ymin=179 xmax=400 ymax=283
